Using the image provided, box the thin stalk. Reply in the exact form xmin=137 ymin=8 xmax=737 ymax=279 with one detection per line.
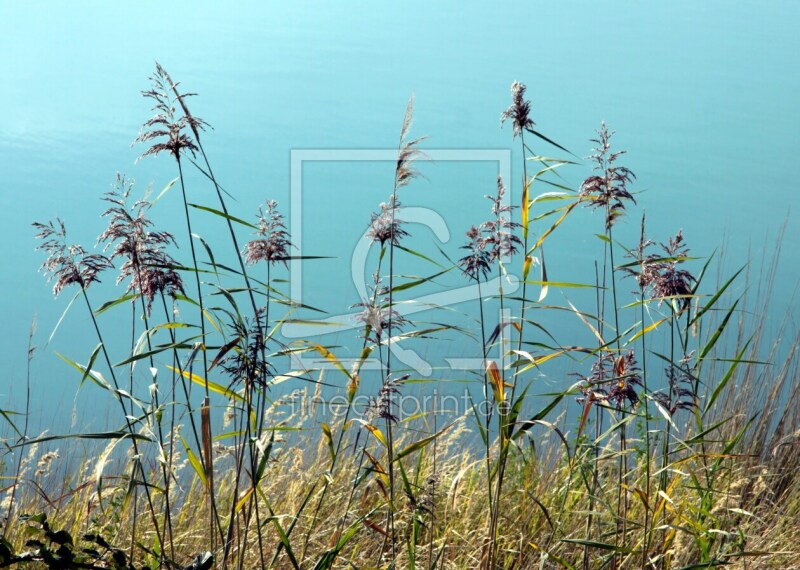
xmin=159 ymin=294 xmax=225 ymax=545
xmin=3 ymin=319 xmax=35 ymax=540
xmin=476 ymin=277 xmax=494 ymax=515
xmin=301 ymin=252 xmax=386 ymax=561
xmin=640 ymin=288 xmax=652 ymax=568
xmin=79 ymin=288 xmax=165 ymax=562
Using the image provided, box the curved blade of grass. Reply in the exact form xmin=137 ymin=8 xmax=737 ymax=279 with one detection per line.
xmin=524 ymin=280 xmax=596 ymax=289
xmin=150 ymin=177 xmax=178 ymax=205
xmin=704 ymin=340 xmax=751 ymax=415
xmin=114 ymin=340 xmax=196 ymax=368
xmin=396 ymin=244 xmax=446 ymax=269
xmin=166 ymin=365 xmax=244 ymax=402
xmin=56 ymin=351 xmax=111 ymax=392
xmin=311 ymin=512 xmax=369 ymax=570
xmin=390 ymin=267 xmax=452 ymax=293
xmin=561 ymin=539 xmax=632 ymax=553
xmin=628 ymin=317 xmax=668 ymax=343
xmin=180 ymin=435 xmax=207 ymax=488
xmin=188 ymin=203 xmax=257 ymax=229
xmin=699 ymin=298 xmax=740 ymax=361
xmin=690 ymin=266 xmax=745 ymax=327
xmin=209 ymin=336 xmax=241 ymax=370
xmin=537 ymin=248 xmax=548 ymax=302
xmin=93 ymin=293 xmax=138 ymax=316
xmin=14 ymin=431 xmax=151 ymax=447
xmin=355 ymin=420 xmax=387 ymax=447
xmin=48 ymin=290 xmax=79 ymax=345
xmin=524 ymin=127 xmax=574 ymax=157
xmin=527 ymin=201 xmax=580 ymax=255
xmin=303 ymin=342 xmax=351 ymax=380
xmin=394 ymin=421 xmax=455 ymax=462
xmin=522 ymin=178 xmax=530 ymax=241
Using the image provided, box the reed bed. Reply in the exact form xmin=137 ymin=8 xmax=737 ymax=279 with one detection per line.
xmin=0 ymin=66 xmax=798 ymax=570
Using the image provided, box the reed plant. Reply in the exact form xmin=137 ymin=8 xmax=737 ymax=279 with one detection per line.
xmin=0 ymin=66 xmax=797 ymax=570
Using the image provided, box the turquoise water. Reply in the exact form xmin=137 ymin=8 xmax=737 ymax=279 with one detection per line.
xmin=1 ymin=2 xmax=798 ymax=430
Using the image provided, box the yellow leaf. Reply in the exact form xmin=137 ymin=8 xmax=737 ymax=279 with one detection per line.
xmin=486 ymin=360 xmax=505 ymax=404
xmin=628 ymin=317 xmax=667 ymax=343
xmin=522 ymin=255 xmax=533 ymax=281
xmin=234 ymin=487 xmax=254 ymax=514
xmin=522 ymin=178 xmax=530 ymax=242
xmin=166 ymin=365 xmax=244 ymax=402
xmin=355 ymin=419 xmax=387 ymax=447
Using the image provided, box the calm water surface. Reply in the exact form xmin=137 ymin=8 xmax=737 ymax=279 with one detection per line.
xmin=1 ymin=2 xmax=798 ymax=431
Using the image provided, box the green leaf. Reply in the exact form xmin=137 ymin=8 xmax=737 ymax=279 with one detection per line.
xmin=699 ymin=298 xmax=740 ymax=361
xmin=150 ymin=177 xmax=178 ymax=205
xmin=13 ymin=431 xmax=151 ymax=447
xmin=56 ymin=352 xmax=112 ymax=392
xmin=394 ymin=421 xmax=454 ymax=462
xmin=93 ymin=293 xmax=138 ymax=316
xmin=690 ymin=266 xmax=745 ymax=327
xmin=188 ymin=203 xmax=257 ymax=229
xmin=166 ymin=365 xmax=245 ymax=402
xmin=180 ymin=435 xmax=207 ymax=488
xmin=48 ymin=290 xmax=80 ymax=344
xmin=302 ymin=342 xmax=352 ymax=380
xmin=527 ymin=201 xmax=580 ymax=254
xmin=396 ymin=244 xmax=445 ymax=268
xmin=560 ymin=538 xmax=632 ymax=553
xmin=114 ymin=340 xmax=194 ymax=368
xmin=390 ymin=267 xmax=452 ymax=293
xmin=704 ymin=340 xmax=751 ymax=415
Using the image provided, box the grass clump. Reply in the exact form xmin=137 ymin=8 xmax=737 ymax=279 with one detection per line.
xmin=0 ymin=67 xmax=797 ymax=570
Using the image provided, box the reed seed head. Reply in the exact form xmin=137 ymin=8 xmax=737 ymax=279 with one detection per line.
xmin=579 ymin=122 xmax=636 ymax=229
xmin=458 ymin=225 xmax=492 ymax=281
xmin=243 ymin=200 xmax=293 ymax=267
xmin=500 ymin=81 xmax=535 ymax=138
xmin=98 ymin=174 xmax=184 ymax=313
xmin=34 ymin=218 xmax=112 ymax=297
xmin=134 ymin=63 xmax=207 ymax=161
xmin=395 ymin=94 xmax=428 ymax=190
xmin=367 ymin=195 xmax=408 ymax=246
xmin=482 ymin=176 xmax=522 ymax=261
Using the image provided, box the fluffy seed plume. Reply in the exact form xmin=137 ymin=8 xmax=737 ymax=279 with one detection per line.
xmin=482 ymin=176 xmax=522 ymax=261
xmin=97 ymin=174 xmax=184 ymax=313
xmin=579 ymin=122 xmax=636 ymax=229
xmin=367 ymin=195 xmax=408 ymax=246
xmin=394 ymin=94 xmax=428 ymax=190
xmin=458 ymin=225 xmax=491 ymax=281
xmin=34 ymin=219 xmax=113 ymax=297
xmin=243 ymin=200 xmax=293 ymax=267
xmin=134 ymin=63 xmax=208 ymax=161
xmin=500 ymin=81 xmax=535 ymax=138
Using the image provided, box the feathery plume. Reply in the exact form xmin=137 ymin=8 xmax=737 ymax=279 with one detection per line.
xmin=458 ymin=225 xmax=492 ymax=281
xmin=33 ymin=219 xmax=112 ymax=297
xmin=242 ymin=200 xmax=293 ymax=267
xmin=134 ymin=63 xmax=208 ymax=161
xmin=579 ymin=122 xmax=636 ymax=229
xmin=395 ymin=94 xmax=428 ymax=190
xmin=98 ymin=174 xmax=184 ymax=313
xmin=500 ymin=81 xmax=535 ymax=138
xmin=367 ymin=195 xmax=408 ymax=246
xmin=482 ymin=176 xmax=522 ymax=261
